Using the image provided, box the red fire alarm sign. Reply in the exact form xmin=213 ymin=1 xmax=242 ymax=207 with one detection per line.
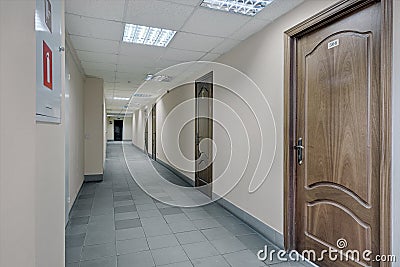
xmin=43 ymin=40 xmax=53 ymax=90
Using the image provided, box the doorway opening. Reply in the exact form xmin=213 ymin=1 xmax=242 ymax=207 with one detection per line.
xmin=195 ymin=71 xmax=213 ymax=197
xmin=151 ymin=104 xmax=156 ymax=160
xmin=114 ymin=120 xmax=123 ymax=141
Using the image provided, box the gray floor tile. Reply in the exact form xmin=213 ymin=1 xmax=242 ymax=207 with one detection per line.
xmin=142 ymin=223 xmax=172 ymax=237
xmin=223 ymin=249 xmax=266 ymax=267
xmin=89 ymin=214 xmax=114 ymax=223
xmin=116 ymin=237 xmax=149 ymax=255
xmin=66 ymin=246 xmax=82 ymax=263
xmin=237 ymin=234 xmax=269 ymax=250
xmin=114 ymin=195 xmax=133 ymax=201
xmin=210 ymin=237 xmax=247 ymax=254
xmin=192 ymin=218 xmax=222 ymax=230
xmin=182 ymin=241 xmax=220 ymax=260
xmin=117 ymin=250 xmax=154 ymax=267
xmin=114 ymin=205 xmax=137 ymax=214
xmin=151 ymin=246 xmax=189 ymax=266
xmin=164 ymin=213 xmax=189 ymax=224
xmin=137 ymin=209 xmax=162 ymax=218
xmin=66 ymin=233 xmax=86 ymax=248
xmin=192 ymin=255 xmax=230 ymax=267
xmin=136 ymin=203 xmax=158 ymax=211
xmin=81 ymin=242 xmax=116 ymax=261
xmin=66 ymin=263 xmax=79 ymax=267
xmin=115 ymin=218 xmax=142 ymax=230
xmin=201 ymin=227 xmax=235 ymax=241
xmin=66 ymin=224 xmax=88 ymax=235
xmin=80 ymin=256 xmax=117 ymax=267
xmin=175 ymin=230 xmax=208 ymax=245
xmin=115 ymin=211 xmax=139 ymax=221
xmin=185 ymin=211 xmax=213 ymax=220
xmin=114 ymin=200 xmax=135 ymax=207
xmin=69 ymin=216 xmax=90 ymax=226
xmin=147 ymin=234 xmax=180 ymax=249
xmin=169 ymin=221 xmax=197 ymax=233
xmin=158 ymin=261 xmax=193 ymax=267
xmin=85 ymin=228 xmax=115 ymax=246
xmin=224 ymin=223 xmax=256 ymax=236
xmin=116 ymin=227 xmax=145 ymax=241
xmin=159 ymin=207 xmax=183 ymax=215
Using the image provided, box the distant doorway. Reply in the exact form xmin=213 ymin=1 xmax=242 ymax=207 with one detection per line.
xmin=151 ymin=104 xmax=156 ymax=160
xmin=195 ymin=71 xmax=213 ymax=197
xmin=144 ymin=120 xmax=149 ymax=154
xmin=114 ymin=120 xmax=123 ymax=141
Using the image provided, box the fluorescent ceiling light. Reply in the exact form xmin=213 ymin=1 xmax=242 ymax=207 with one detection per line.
xmin=145 ymin=74 xmax=172 ymax=82
xmin=123 ymin=24 xmax=176 ymax=47
xmin=113 ymin=97 xmax=130 ymax=101
xmin=200 ymin=0 xmax=273 ymax=16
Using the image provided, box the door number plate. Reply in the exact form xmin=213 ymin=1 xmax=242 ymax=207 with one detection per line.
xmin=328 ymin=39 xmax=339 ymax=49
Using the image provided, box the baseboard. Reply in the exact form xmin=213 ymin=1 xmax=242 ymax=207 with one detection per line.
xmin=213 ymin=192 xmax=284 ymax=249
xmin=156 ymin=158 xmax=195 ymax=186
xmin=84 ymin=174 xmax=103 ymax=182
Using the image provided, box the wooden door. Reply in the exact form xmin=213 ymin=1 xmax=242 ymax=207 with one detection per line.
xmin=195 ymin=72 xmax=213 ymax=197
xmin=144 ymin=120 xmax=148 ymax=154
xmin=151 ymin=104 xmax=156 ymax=160
xmin=114 ymin=120 xmax=123 ymax=141
xmin=285 ymin=1 xmax=392 ymax=266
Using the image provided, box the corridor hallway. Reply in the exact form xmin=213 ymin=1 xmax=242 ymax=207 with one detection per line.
xmin=66 ymin=142 xmax=307 ymax=267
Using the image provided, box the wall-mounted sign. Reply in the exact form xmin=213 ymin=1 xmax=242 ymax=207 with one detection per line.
xmin=43 ymin=41 xmax=53 ymax=90
xmin=45 ymin=0 xmax=52 ymax=33
xmin=35 ymin=0 xmax=61 ymax=123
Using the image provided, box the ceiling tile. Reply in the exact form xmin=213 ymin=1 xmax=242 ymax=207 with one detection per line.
xmin=65 ymin=0 xmax=125 ymax=21
xmin=117 ymin=64 xmax=155 ymax=74
xmin=76 ymin=51 xmax=118 ymax=64
xmin=211 ymin=39 xmax=240 ymax=54
xmin=200 ymin=52 xmax=221 ymax=61
xmin=162 ymin=48 xmax=205 ymax=62
xmin=182 ymin=8 xmax=250 ymax=38
xmin=255 ymin=0 xmax=304 ymax=21
xmin=159 ymin=0 xmax=202 ymax=6
xmin=66 ymin=14 xmax=123 ymax=41
xmin=125 ymin=0 xmax=195 ymax=30
xmin=70 ymin=35 xmax=119 ymax=54
xmin=81 ymin=62 xmax=116 ymax=72
xmin=116 ymin=72 xmax=147 ymax=84
xmin=231 ymin=18 xmax=271 ymax=41
xmin=85 ymin=70 xmax=115 ymax=82
xmin=169 ymin=32 xmax=224 ymax=52
xmin=119 ymin=43 xmax=165 ymax=60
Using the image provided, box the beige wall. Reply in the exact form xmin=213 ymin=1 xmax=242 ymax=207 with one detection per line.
xmin=84 ymin=77 xmax=104 ymax=175
xmin=66 ymin=48 xmax=85 ymax=209
xmin=156 ymin=85 xmax=195 ymax=179
xmin=0 ymin=1 xmax=37 ymax=266
xmin=107 ymin=117 xmax=114 ymax=140
xmin=36 ymin=1 xmax=66 ymax=266
xmin=132 ymin=109 xmax=145 ymax=150
xmin=123 ymin=116 xmax=133 ymax=141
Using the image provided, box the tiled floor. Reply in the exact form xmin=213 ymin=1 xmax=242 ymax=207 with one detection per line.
xmin=66 ymin=142 xmax=311 ymax=267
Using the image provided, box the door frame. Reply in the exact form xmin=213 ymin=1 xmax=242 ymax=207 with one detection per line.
xmin=151 ymin=104 xmax=156 ymax=160
xmin=195 ymin=71 xmax=214 ymax=197
xmin=283 ymin=0 xmax=392 ymax=260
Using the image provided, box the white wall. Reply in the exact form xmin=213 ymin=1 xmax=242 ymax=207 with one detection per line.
xmin=132 ymin=109 xmax=146 ymax=150
xmin=36 ymin=1 xmax=66 ymax=265
xmin=66 ymin=48 xmax=85 ymax=210
xmin=84 ymin=77 xmax=104 ymax=175
xmin=107 ymin=117 xmax=114 ymax=140
xmin=156 ymin=85 xmax=195 ymax=179
xmin=0 ymin=1 xmax=36 ymax=266
xmin=123 ymin=116 xmax=133 ymax=141
xmin=392 ymin=0 xmax=400 ymax=263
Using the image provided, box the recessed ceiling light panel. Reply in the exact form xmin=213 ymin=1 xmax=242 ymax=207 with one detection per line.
xmin=123 ymin=24 xmax=176 ymax=47
xmin=200 ymin=0 xmax=273 ymax=16
xmin=113 ymin=97 xmax=130 ymax=101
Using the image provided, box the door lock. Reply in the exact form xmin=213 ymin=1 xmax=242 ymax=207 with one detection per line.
xmin=294 ymin=138 xmax=304 ymax=165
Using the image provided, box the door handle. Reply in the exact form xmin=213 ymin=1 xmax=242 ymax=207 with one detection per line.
xmin=294 ymin=138 xmax=304 ymax=165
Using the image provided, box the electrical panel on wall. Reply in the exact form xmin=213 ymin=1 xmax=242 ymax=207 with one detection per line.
xmin=35 ymin=0 xmax=62 ymax=123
